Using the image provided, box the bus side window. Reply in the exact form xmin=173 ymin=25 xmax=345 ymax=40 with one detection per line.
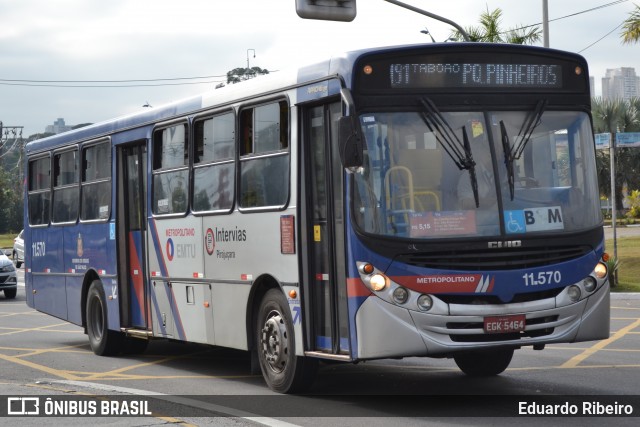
xmin=152 ymin=123 xmax=189 ymax=215
xmin=81 ymin=141 xmax=112 ymax=221
xmin=193 ymin=112 xmax=235 ymax=213
xmin=28 ymin=156 xmax=51 ymax=226
xmin=52 ymin=150 xmax=79 ymax=224
xmin=239 ymin=101 xmax=289 ymax=209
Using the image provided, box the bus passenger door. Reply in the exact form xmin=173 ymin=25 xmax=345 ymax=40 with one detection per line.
xmin=303 ymin=102 xmax=350 ymax=356
xmin=116 ymin=142 xmax=149 ymax=329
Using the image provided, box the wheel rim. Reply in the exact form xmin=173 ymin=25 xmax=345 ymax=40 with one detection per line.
xmin=89 ymin=296 xmax=104 ymax=341
xmin=260 ymin=309 xmax=289 ymax=373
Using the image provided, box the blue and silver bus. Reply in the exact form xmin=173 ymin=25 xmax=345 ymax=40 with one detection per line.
xmin=24 ymin=42 xmax=609 ymax=393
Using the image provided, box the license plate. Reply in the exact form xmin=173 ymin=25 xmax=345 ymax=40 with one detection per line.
xmin=484 ymin=314 xmax=526 ymax=334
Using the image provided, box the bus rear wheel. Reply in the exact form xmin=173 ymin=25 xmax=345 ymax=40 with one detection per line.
xmin=256 ymin=289 xmax=317 ymax=393
xmin=86 ymin=280 xmax=123 ymax=356
xmin=454 ymin=348 xmax=514 ymax=377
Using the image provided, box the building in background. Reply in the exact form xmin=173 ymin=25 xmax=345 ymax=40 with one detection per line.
xmin=45 ymin=118 xmax=72 ymax=134
xmin=601 ymin=67 xmax=640 ymax=101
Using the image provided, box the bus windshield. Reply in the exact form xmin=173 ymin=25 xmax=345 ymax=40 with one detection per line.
xmin=353 ymin=109 xmax=601 ymax=239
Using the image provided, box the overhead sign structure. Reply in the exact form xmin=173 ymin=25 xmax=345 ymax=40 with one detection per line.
xmin=295 ymin=0 xmax=357 ymax=22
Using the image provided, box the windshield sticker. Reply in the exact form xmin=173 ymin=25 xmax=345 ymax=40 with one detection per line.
xmin=471 ymin=120 xmax=484 ymax=138
xmin=505 ymin=206 xmax=564 ymax=234
xmin=409 ymin=211 xmax=477 ymax=237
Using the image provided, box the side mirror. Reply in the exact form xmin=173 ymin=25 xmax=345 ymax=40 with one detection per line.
xmin=338 ymin=116 xmax=363 ymax=169
xmin=295 ymin=0 xmax=357 ymax=22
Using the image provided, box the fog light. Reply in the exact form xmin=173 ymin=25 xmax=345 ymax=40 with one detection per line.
xmin=594 ymin=262 xmax=607 ymax=280
xmin=393 ymin=287 xmax=409 ymax=304
xmin=583 ymin=277 xmax=597 ymax=293
xmin=567 ymin=285 xmax=581 ymax=302
xmin=417 ymin=294 xmax=433 ymax=311
xmin=369 ymin=274 xmax=388 ymax=291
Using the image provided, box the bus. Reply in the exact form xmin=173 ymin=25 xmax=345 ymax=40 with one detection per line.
xmin=24 ymin=42 xmax=610 ymax=393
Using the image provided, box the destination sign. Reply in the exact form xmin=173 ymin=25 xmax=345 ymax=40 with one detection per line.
xmin=354 ymin=49 xmax=588 ymax=94
xmin=389 ymin=62 xmax=562 ymax=89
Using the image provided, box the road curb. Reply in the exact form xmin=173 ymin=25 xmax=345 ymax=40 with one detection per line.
xmin=611 ymin=292 xmax=640 ymax=299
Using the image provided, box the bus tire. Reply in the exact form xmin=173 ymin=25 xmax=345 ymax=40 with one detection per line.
xmin=86 ymin=280 xmax=123 ymax=356
xmin=454 ymin=348 xmax=514 ymax=377
xmin=256 ymin=288 xmax=317 ymax=393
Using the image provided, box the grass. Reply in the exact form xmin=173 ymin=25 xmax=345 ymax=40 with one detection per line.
xmin=606 ymin=236 xmax=640 ymax=292
xmin=0 ymin=233 xmax=17 ymax=250
xmin=2 ymin=233 xmax=637 ymax=291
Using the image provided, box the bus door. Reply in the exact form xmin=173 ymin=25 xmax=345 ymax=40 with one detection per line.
xmin=304 ymin=102 xmax=350 ymax=356
xmin=116 ymin=142 xmax=149 ymax=329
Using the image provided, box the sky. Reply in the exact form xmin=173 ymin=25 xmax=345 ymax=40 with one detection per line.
xmin=1 ymin=0 xmax=639 ymax=138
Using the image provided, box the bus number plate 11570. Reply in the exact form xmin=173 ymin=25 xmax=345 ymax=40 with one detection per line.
xmin=483 ymin=314 xmax=526 ymax=334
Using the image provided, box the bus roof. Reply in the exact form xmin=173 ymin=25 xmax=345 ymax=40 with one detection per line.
xmin=25 ymin=42 xmax=587 ymax=154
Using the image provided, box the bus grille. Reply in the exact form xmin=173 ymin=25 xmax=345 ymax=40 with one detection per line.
xmin=396 ymin=246 xmax=591 ymax=271
xmin=435 ymin=288 xmax=563 ymax=305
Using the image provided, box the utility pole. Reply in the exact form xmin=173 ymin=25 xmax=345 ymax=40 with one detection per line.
xmin=0 ymin=123 xmax=25 ymax=169
xmin=542 ymin=0 xmax=550 ymax=47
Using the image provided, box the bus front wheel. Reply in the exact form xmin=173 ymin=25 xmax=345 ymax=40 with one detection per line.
xmin=454 ymin=348 xmax=514 ymax=377
xmin=256 ymin=289 xmax=317 ymax=393
xmin=86 ymin=280 xmax=123 ymax=356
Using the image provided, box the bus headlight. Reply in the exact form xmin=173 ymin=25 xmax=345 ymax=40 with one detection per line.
xmin=594 ymin=262 xmax=607 ymax=280
xmin=583 ymin=276 xmax=597 ymax=293
xmin=369 ymin=274 xmax=388 ymax=291
xmin=567 ymin=285 xmax=581 ymax=302
xmin=417 ymin=294 xmax=433 ymax=311
xmin=392 ymin=287 xmax=409 ymax=304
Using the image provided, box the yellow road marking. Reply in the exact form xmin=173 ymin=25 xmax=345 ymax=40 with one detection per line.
xmin=0 ymin=352 xmax=82 ymax=380
xmin=560 ymin=318 xmax=640 ymax=368
xmin=0 ymin=322 xmax=77 ymax=337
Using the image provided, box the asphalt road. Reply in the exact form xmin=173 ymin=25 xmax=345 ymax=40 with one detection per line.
xmin=605 ymin=224 xmax=640 ymax=239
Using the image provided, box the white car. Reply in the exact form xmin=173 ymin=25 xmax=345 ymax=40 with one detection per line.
xmin=13 ymin=229 xmax=24 ymax=268
xmin=0 ymin=253 xmax=18 ymax=299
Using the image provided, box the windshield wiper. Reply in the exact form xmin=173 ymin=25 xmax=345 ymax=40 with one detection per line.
xmin=501 ymin=99 xmax=548 ymax=200
xmin=419 ymin=97 xmax=479 ymax=207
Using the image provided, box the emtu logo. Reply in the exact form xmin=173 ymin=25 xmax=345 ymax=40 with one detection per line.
xmin=166 ymin=238 xmax=174 ymax=261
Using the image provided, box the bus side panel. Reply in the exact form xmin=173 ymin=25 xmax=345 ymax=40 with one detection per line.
xmin=202 ymin=210 xmax=301 ymax=352
xmin=63 ymin=224 xmax=114 ymax=326
xmin=148 ymin=216 xmax=205 ymax=342
xmin=30 ymin=227 xmax=68 ymax=320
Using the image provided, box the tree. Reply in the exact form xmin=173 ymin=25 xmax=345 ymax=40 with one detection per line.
xmin=450 ymin=7 xmax=541 ymax=44
xmin=226 ymin=66 xmax=270 ymax=84
xmin=0 ymin=167 xmax=23 ymax=234
xmin=591 ymin=97 xmax=640 ymax=213
xmin=621 ymin=4 xmax=640 ymax=44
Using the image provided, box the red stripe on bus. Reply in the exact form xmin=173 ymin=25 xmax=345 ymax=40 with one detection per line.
xmin=347 ymin=278 xmax=372 ymax=298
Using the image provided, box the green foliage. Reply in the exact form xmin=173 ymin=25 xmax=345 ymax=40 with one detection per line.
xmin=592 ymin=97 xmax=640 ymax=212
xmin=450 ymin=7 xmax=541 ymax=44
xmin=606 ymin=255 xmax=620 ymax=287
xmin=0 ymin=168 xmax=23 ymax=234
xmin=621 ymin=4 xmax=640 ymax=45
xmin=627 ymin=190 xmax=640 ymax=219
xmin=226 ymin=67 xmax=269 ymax=84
